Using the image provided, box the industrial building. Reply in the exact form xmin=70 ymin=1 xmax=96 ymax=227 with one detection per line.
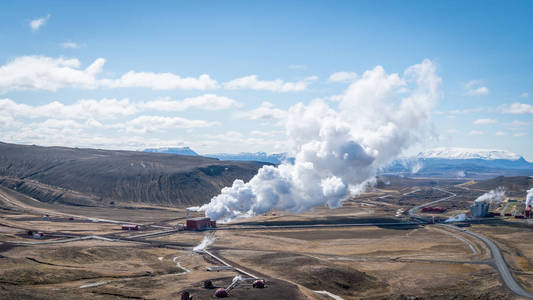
xmin=421 ymin=206 xmax=446 ymax=213
xmin=470 ymin=202 xmax=489 ymax=218
xmin=186 ymin=217 xmax=216 ymax=231
xmin=122 ymin=224 xmax=140 ymax=231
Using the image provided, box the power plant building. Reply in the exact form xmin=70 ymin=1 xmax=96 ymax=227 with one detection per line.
xmin=470 ymin=202 xmax=489 ymax=218
xmin=186 ymin=217 xmax=216 ymax=231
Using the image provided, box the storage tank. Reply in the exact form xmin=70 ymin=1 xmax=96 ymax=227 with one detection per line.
xmin=470 ymin=202 xmax=489 ymax=217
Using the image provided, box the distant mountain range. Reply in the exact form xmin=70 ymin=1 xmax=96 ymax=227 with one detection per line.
xmin=415 ymin=147 xmax=522 ymax=160
xmin=143 ymin=147 xmax=286 ymax=164
xmin=144 ymin=146 xmax=533 ymax=179
xmin=383 ymin=147 xmax=533 ymax=179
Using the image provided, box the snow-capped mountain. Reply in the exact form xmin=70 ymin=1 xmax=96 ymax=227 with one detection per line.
xmin=144 ymin=147 xmax=199 ymax=156
xmin=383 ymin=147 xmax=533 ymax=179
xmin=416 ymin=147 xmax=522 ymax=160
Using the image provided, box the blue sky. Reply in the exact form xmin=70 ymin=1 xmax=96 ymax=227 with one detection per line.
xmin=0 ymin=0 xmax=532 ymax=159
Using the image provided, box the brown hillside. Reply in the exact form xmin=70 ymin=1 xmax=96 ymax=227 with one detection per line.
xmin=0 ymin=142 xmax=264 ymax=207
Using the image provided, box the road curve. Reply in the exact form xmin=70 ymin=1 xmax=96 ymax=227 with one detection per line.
xmin=443 ymin=224 xmax=533 ymax=299
xmin=408 ymin=187 xmax=533 ymax=299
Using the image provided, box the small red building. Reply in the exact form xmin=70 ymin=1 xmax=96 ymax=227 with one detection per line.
xmin=186 ymin=217 xmax=216 ymax=231
xmin=421 ymin=206 xmax=446 ymax=213
xmin=122 ymin=224 xmax=140 ymax=231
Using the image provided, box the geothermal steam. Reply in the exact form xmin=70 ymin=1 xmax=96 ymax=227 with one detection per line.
xmin=193 ymin=233 xmax=216 ymax=253
xmin=527 ymin=188 xmax=533 ymax=207
xmin=193 ymin=60 xmax=440 ymax=221
xmin=474 ymin=188 xmax=505 ymax=204
xmin=445 ymin=213 xmax=467 ymax=223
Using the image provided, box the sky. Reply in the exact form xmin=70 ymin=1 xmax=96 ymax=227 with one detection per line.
xmin=0 ymin=0 xmax=532 ymax=160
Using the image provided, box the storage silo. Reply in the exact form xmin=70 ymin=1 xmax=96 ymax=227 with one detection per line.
xmin=470 ymin=202 xmax=489 ymax=217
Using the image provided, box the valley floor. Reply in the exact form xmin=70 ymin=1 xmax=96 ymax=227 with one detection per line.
xmin=0 ymin=178 xmax=532 ymax=299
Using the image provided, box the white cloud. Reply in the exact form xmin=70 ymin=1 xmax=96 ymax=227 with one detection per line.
xmin=328 ymin=71 xmax=358 ymax=83
xmin=234 ymin=101 xmax=287 ymax=120
xmin=465 ymin=80 xmax=489 ymax=96
xmin=112 ymin=116 xmax=219 ymax=134
xmin=0 ymin=98 xmax=137 ymax=120
xmin=1 ymin=95 xmax=238 ymax=121
xmin=520 ymin=92 xmax=529 ymax=98
xmin=107 ymin=71 xmax=218 ymax=90
xmin=495 ymin=131 xmax=506 ymax=136
xmin=0 ymin=55 xmax=322 ymax=92
xmin=0 ymin=56 xmax=105 ymax=91
xmin=138 ymin=94 xmax=239 ymax=111
xmin=513 ymin=132 xmax=527 ymax=137
xmin=500 ymin=102 xmax=533 ymax=114
xmin=474 ymin=118 xmax=497 ymax=125
xmin=0 ymin=55 xmax=218 ymax=91
xmin=29 ymin=14 xmax=50 ymax=31
xmin=224 ymin=75 xmax=317 ymax=92
xmin=61 ymin=42 xmax=80 ymax=49
xmin=469 ymin=130 xmax=484 ymax=135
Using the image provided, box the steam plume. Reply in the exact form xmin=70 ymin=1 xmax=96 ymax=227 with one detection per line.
xmin=474 ymin=188 xmax=505 ymax=204
xmin=193 ymin=233 xmax=216 ymax=253
xmin=445 ymin=213 xmax=467 ymax=223
xmin=526 ymin=188 xmax=533 ymax=207
xmin=193 ymin=60 xmax=440 ymax=221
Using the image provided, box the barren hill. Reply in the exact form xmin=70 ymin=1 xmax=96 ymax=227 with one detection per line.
xmin=0 ymin=142 xmax=265 ymax=207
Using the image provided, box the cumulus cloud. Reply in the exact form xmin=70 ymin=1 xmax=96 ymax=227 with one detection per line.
xmin=61 ymin=42 xmax=80 ymax=49
xmin=193 ymin=59 xmax=441 ymax=221
xmin=465 ymin=80 xmax=489 ymax=96
xmin=0 ymin=56 xmax=105 ymax=91
xmin=233 ymin=102 xmax=287 ymax=120
xmin=513 ymin=132 xmax=527 ymax=137
xmin=0 ymin=98 xmax=137 ymax=120
xmin=106 ymin=71 xmax=218 ymax=90
xmin=138 ymin=94 xmax=240 ymax=111
xmin=224 ymin=75 xmax=317 ymax=92
xmin=1 ymin=95 xmax=238 ymax=121
xmin=469 ymin=130 xmax=484 ymax=135
xmin=500 ymin=102 xmax=533 ymax=114
xmin=0 ymin=55 xmax=219 ymax=91
xmin=328 ymin=71 xmax=358 ymax=83
xmin=29 ymin=14 xmax=50 ymax=31
xmin=0 ymin=55 xmax=326 ymax=92
xmin=495 ymin=131 xmax=506 ymax=136
xmin=474 ymin=118 xmax=497 ymax=125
